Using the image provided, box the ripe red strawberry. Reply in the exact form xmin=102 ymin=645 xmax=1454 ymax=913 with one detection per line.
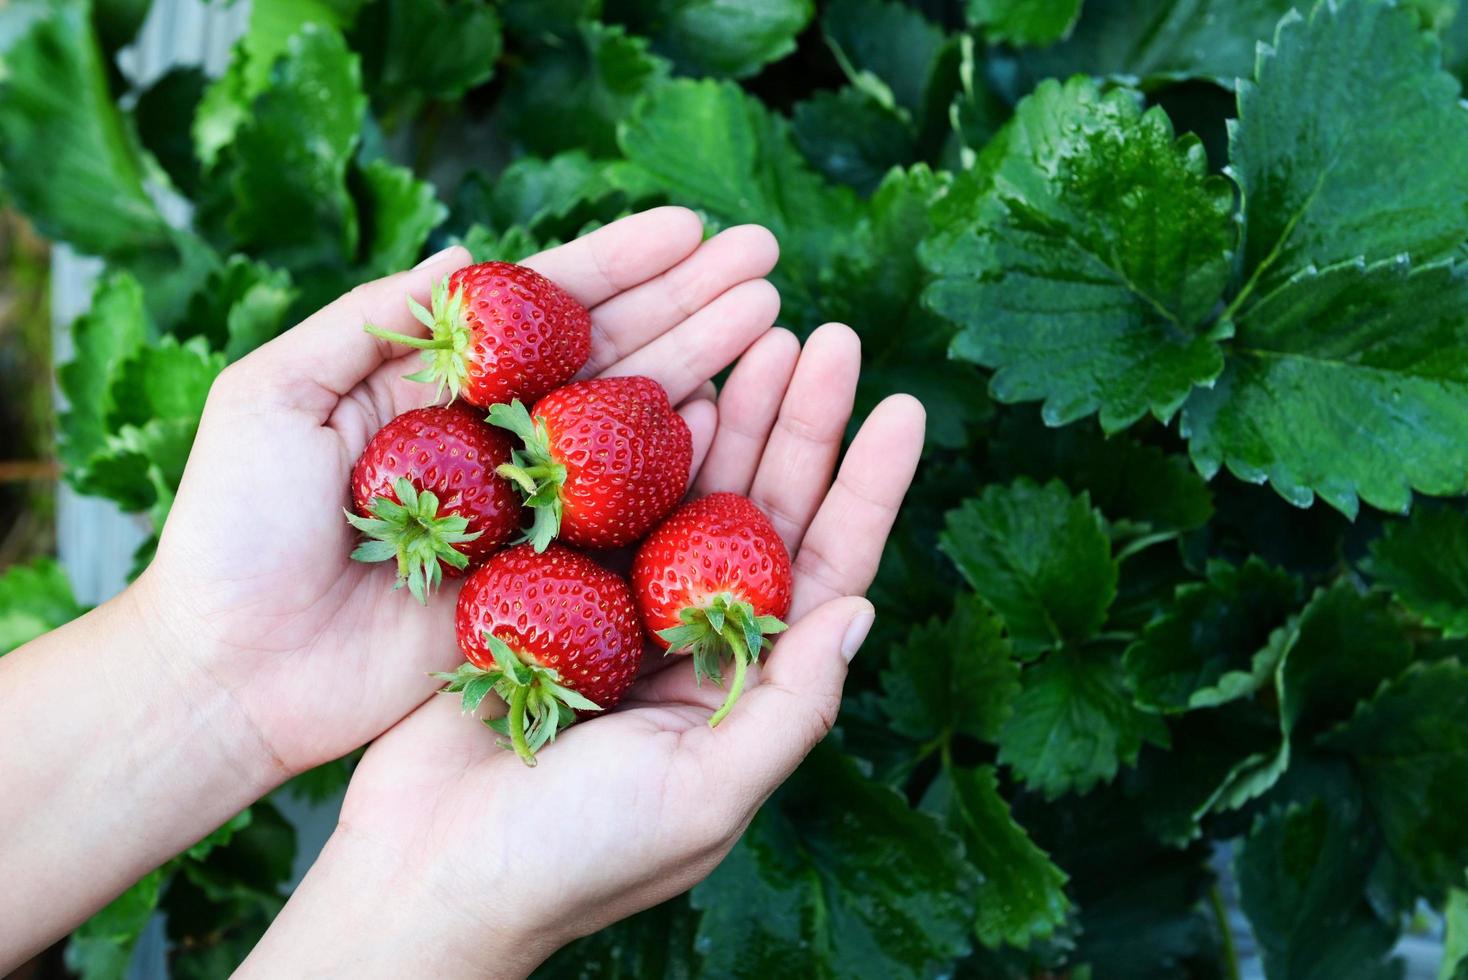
xmin=347 ymin=404 xmax=521 ymax=603
xmin=487 ymin=375 xmax=692 ymax=551
xmin=436 ymin=544 xmax=644 ymax=765
xmin=364 ymin=261 xmax=591 ymax=408
xmin=632 ymin=493 xmax=793 ymax=726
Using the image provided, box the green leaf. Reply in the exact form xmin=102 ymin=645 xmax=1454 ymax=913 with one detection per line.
xmin=792 ymin=88 xmax=916 ymax=197
xmin=606 ymin=0 xmax=814 ymax=79
xmin=997 ymin=647 xmax=1168 ymax=799
xmin=459 ymin=223 xmax=549 ymax=263
xmin=1367 ymin=505 xmax=1468 ymax=637
xmin=59 ymin=272 xmax=150 ymax=478
xmin=1320 ymin=659 xmax=1468 ymax=905
xmin=536 ymin=897 xmax=700 ymax=979
xmin=618 ymin=76 xmax=862 ymax=328
xmin=357 ymin=158 xmax=448 ymax=276
xmin=880 ymin=594 xmax=1020 ymax=743
xmin=1123 ymin=557 xmax=1303 ymax=712
xmin=1121 ymin=703 xmax=1280 ymax=845
xmin=1235 ymin=800 xmax=1402 ymax=980
xmin=1016 ymin=0 xmax=1296 ymax=86
xmin=923 ymin=77 xmax=1234 ymax=431
xmin=1444 ymin=888 xmax=1468 ymax=980
xmin=217 ymin=24 xmax=366 ymax=266
xmin=985 ymin=411 xmax=1213 ymax=535
xmin=456 ymin=150 xmax=630 ymax=242
xmin=65 ymin=870 xmax=164 ymax=980
xmin=967 ymin=0 xmax=1082 ymax=46
xmin=823 ymin=0 xmax=949 ymax=120
xmin=180 ymin=255 xmax=297 ymax=362
xmin=193 ymin=0 xmax=365 ymax=167
xmin=1206 ymin=584 xmax=1413 ymax=812
xmin=940 ymin=479 xmax=1117 ymax=657
xmin=1182 ymin=258 xmax=1468 ymax=517
xmin=925 ymin=765 xmax=1071 ymax=949
xmin=133 ymin=67 xmax=208 ymax=199
xmin=500 ymin=21 xmax=670 ymax=158
xmin=0 ymin=0 xmax=172 ymax=256
xmin=1231 ymin=0 xmax=1468 ymax=301
xmin=692 ymin=743 xmax=975 ymax=978
xmin=351 ymin=0 xmax=501 ymax=111
xmin=822 ymin=166 xmax=986 ymax=449
xmin=0 ymin=559 xmax=84 ymax=654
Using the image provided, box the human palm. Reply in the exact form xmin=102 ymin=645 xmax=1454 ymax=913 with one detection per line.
xmin=333 ymin=320 xmax=926 ymax=959
xmin=143 ymin=208 xmax=784 ymax=774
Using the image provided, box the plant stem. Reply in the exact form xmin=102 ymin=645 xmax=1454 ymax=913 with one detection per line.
xmin=1209 ymin=884 xmax=1241 ymax=980
xmin=708 ymin=631 xmax=751 ymax=728
xmin=507 ymin=683 xmax=537 ymax=767
xmin=363 ymin=323 xmax=450 ymax=350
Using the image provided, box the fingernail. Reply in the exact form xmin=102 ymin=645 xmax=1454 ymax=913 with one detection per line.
xmin=413 ymin=245 xmax=458 ymax=269
xmin=841 ymin=610 xmax=875 ymax=663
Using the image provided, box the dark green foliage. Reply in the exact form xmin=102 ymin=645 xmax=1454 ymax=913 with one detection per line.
xmin=4 ymin=0 xmax=1467 ymax=975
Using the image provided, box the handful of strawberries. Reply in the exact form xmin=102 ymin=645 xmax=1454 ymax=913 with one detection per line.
xmin=346 ymin=261 xmax=792 ymax=765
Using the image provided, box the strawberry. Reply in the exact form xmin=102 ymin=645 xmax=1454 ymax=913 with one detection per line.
xmin=436 ymin=544 xmax=644 ymax=765
xmin=487 ymin=375 xmax=692 ymax=551
xmin=364 ymin=261 xmax=591 ymax=408
xmin=346 ymin=404 xmax=521 ymax=603
xmin=632 ymin=493 xmax=793 ymax=726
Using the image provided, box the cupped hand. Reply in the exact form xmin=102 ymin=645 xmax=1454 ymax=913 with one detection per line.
xmin=140 ymin=208 xmax=781 ymax=778
xmin=276 ymin=324 xmax=927 ymax=975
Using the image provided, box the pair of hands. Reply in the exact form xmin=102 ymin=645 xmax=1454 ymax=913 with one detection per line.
xmin=142 ymin=207 xmax=924 ymax=973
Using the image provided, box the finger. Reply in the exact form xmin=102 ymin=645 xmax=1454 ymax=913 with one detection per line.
xmin=747 ymin=324 xmax=861 ymax=551
xmin=622 ymin=652 xmax=765 ymax=709
xmin=601 ymin=279 xmax=780 ymax=405
xmin=705 ymin=597 xmax=875 ymax=805
xmin=680 ymin=399 xmax=717 ymax=489
xmin=693 ymin=328 xmax=800 ymax=497
xmin=520 ymin=207 xmax=704 ymax=309
xmin=681 ymin=381 xmax=717 ymax=407
xmin=788 ymin=394 xmax=926 ymax=621
xmin=357 ymin=684 xmax=505 ymax=786
xmin=580 ymin=225 xmax=779 ymax=377
xmin=236 ymin=246 xmax=471 ymax=418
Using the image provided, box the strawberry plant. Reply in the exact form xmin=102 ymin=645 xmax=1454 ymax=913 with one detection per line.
xmin=3 ymin=0 xmax=1468 ymax=975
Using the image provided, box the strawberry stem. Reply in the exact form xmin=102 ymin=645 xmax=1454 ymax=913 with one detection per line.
xmin=708 ymin=628 xmax=752 ymax=728
xmin=506 ymin=682 xmax=537 ymax=767
xmin=363 ymin=323 xmax=453 ymax=351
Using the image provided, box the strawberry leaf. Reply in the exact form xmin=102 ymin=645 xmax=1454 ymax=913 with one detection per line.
xmin=923 ymin=765 xmax=1071 ymax=950
xmin=692 ymin=743 xmax=975 ymax=978
xmin=606 ymin=0 xmax=814 ymax=80
xmin=997 ymin=647 xmax=1168 ymax=799
xmin=967 ymin=0 xmax=1082 ymax=46
xmin=879 ymin=595 xmax=1019 ymax=743
xmin=356 ymin=159 xmax=447 ymax=277
xmin=350 ymin=0 xmax=502 ymax=111
xmin=940 ymin=479 xmax=1117 ymax=658
xmin=1203 ymin=585 xmax=1413 ymax=814
xmin=0 ymin=0 xmax=173 ymax=257
xmin=617 ymin=77 xmax=862 ymax=329
xmin=499 ymin=21 xmax=669 ymax=158
xmin=213 ymin=25 xmax=367 ymax=267
xmin=1235 ymin=800 xmax=1401 ymax=980
xmin=1319 ymin=659 xmax=1468 ymax=905
xmin=1366 ymin=505 xmax=1468 ymax=638
xmin=1123 ymin=557 xmax=1303 ymax=713
xmin=0 ymin=559 xmax=85 ymax=655
xmin=923 ymin=77 xmax=1235 ymax=432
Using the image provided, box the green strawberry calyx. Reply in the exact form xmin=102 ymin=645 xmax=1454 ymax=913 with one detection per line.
xmin=433 ymin=632 xmax=601 ymax=766
xmin=658 ymin=593 xmax=788 ymax=728
xmin=345 ymin=476 xmax=481 ymax=604
xmin=362 ymin=275 xmax=472 ymax=402
xmin=485 ymin=399 xmax=567 ymax=553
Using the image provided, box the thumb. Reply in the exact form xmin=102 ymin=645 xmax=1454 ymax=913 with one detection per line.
xmin=712 ymin=595 xmax=875 ymax=801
